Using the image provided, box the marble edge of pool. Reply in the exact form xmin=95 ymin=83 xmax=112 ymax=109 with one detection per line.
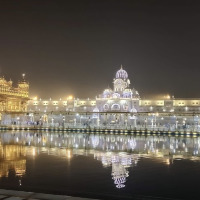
xmin=0 ymin=189 xmax=99 ymax=200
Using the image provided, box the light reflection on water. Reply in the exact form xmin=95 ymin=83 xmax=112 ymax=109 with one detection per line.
xmin=0 ymin=131 xmax=200 ymax=199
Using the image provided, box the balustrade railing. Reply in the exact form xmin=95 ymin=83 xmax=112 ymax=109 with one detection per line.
xmin=1 ymin=111 xmax=200 ymax=133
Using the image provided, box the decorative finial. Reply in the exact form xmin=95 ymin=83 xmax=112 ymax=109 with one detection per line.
xmin=22 ymin=74 xmax=25 ymax=80
xmin=121 ymin=64 xmax=123 ymax=70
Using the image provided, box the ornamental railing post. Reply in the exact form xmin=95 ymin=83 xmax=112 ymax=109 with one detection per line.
xmin=193 ymin=112 xmax=195 ymax=132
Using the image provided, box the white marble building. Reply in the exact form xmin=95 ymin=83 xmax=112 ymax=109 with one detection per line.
xmin=27 ymin=66 xmax=200 ymax=114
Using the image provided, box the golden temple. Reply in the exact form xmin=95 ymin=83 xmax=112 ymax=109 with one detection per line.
xmin=0 ymin=74 xmax=29 ymax=113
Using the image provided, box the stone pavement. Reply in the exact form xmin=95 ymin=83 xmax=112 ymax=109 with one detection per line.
xmin=0 ymin=189 xmax=99 ymax=200
xmin=0 ymin=189 xmax=183 ymax=200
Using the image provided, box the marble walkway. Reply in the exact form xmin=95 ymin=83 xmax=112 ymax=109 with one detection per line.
xmin=0 ymin=189 xmax=184 ymax=200
xmin=0 ymin=189 xmax=98 ymax=200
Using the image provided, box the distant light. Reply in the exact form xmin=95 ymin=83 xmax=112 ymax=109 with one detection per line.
xmin=164 ymin=95 xmax=170 ymax=99
xmin=68 ymin=95 xmax=73 ymax=100
xmin=33 ymin=96 xmax=37 ymax=100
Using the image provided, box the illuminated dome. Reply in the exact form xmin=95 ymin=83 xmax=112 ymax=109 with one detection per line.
xmin=112 ymin=93 xmax=120 ymax=98
xmin=116 ymin=65 xmax=128 ymax=79
xmin=103 ymin=87 xmax=113 ymax=95
xmin=123 ymin=89 xmax=132 ymax=98
xmin=93 ymin=107 xmax=99 ymax=112
xmin=101 ymin=87 xmax=113 ymax=98
xmin=130 ymin=107 xmax=137 ymax=113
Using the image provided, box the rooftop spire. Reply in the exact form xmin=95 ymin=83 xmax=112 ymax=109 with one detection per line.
xmin=120 ymin=64 xmax=123 ymax=70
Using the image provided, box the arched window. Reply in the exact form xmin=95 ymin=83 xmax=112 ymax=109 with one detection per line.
xmin=111 ymin=104 xmax=120 ymax=111
xmin=103 ymin=104 xmax=109 ymax=111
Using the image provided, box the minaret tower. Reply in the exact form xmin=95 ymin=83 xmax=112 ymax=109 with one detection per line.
xmin=18 ymin=74 xmax=29 ymax=97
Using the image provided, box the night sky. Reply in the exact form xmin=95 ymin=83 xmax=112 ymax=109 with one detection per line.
xmin=0 ymin=0 xmax=200 ymax=99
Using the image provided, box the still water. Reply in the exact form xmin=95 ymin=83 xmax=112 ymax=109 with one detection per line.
xmin=0 ymin=131 xmax=200 ymax=199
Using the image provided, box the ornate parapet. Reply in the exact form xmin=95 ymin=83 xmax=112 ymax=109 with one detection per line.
xmin=0 ymin=75 xmax=29 ymax=113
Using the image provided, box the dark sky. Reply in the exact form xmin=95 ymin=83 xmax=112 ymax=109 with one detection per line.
xmin=0 ymin=0 xmax=200 ymax=99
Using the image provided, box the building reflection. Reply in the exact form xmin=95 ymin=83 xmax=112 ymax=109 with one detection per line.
xmin=1 ymin=131 xmax=200 ymax=188
xmin=94 ymin=152 xmax=138 ymax=188
xmin=0 ymin=144 xmax=26 ymax=177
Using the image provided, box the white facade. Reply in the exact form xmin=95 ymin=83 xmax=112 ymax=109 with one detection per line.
xmin=27 ymin=66 xmax=200 ymax=114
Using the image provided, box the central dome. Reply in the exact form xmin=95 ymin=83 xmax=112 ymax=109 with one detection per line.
xmin=116 ymin=65 xmax=128 ymax=79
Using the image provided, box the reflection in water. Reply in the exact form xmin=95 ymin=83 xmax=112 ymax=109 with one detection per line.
xmin=0 ymin=131 xmax=200 ymax=189
xmin=112 ymin=163 xmax=128 ymax=189
xmin=95 ymin=152 xmax=138 ymax=188
xmin=0 ymin=145 xmax=26 ymax=178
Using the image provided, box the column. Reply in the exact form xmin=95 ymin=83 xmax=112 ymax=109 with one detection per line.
xmin=134 ymin=117 xmax=136 ymax=128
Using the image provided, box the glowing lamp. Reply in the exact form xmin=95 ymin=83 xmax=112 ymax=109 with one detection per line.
xmin=68 ymin=95 xmax=73 ymax=100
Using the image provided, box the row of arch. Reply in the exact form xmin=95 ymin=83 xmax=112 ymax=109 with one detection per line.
xmin=93 ymin=105 xmax=137 ymax=112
